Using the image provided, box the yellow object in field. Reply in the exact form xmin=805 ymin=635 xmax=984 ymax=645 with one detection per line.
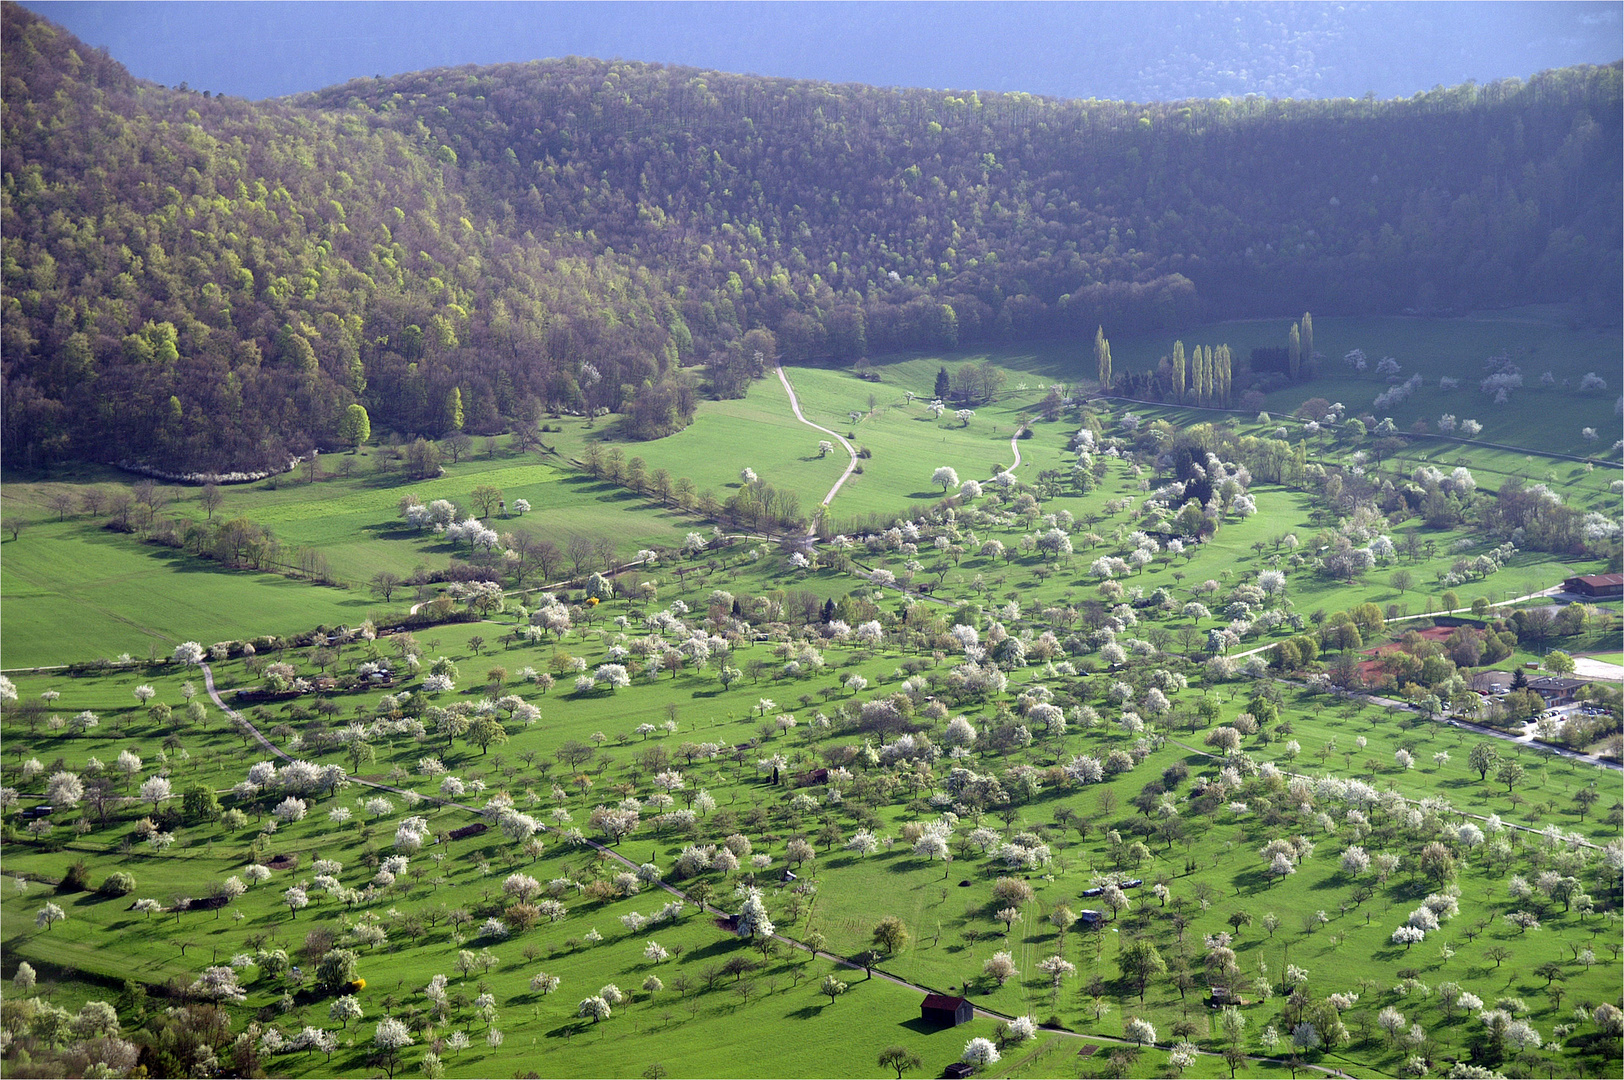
xmin=586 ymin=597 xmax=599 ymax=606
xmin=346 ymin=978 xmax=366 ymax=992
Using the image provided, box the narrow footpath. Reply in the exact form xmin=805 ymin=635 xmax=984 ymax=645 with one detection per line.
xmin=776 ymin=363 xmax=859 ymax=512
xmin=1003 ymin=425 xmax=1025 ymax=475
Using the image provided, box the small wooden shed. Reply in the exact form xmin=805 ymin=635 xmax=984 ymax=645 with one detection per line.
xmin=921 ymin=994 xmax=974 ymax=1027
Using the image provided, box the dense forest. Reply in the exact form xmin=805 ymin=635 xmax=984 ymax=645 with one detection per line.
xmin=2 ymin=4 xmax=1619 ymax=471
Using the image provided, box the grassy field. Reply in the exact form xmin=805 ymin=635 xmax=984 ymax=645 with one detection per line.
xmin=0 ymin=453 xmax=705 ymax=669
xmin=0 ymin=312 xmax=1619 ymax=1079
xmin=3 ymin=310 xmax=1618 ymax=669
xmin=2 ymin=407 xmax=1609 ymax=675
xmin=2 ymin=567 xmax=1617 ymax=1078
xmin=845 ymin=307 xmax=1623 ymax=461
xmin=0 ymin=522 xmax=376 ymax=668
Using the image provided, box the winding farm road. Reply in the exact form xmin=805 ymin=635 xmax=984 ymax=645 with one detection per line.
xmin=1004 ymin=424 xmax=1025 ymax=475
xmin=776 ymin=363 xmax=859 ymax=513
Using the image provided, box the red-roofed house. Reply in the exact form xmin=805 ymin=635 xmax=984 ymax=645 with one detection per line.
xmin=1563 ymin=574 xmax=1624 ymax=598
xmin=920 ymin=994 xmax=974 ymax=1027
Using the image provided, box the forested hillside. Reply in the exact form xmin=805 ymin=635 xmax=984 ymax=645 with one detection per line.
xmin=2 ymin=4 xmax=1618 ymax=471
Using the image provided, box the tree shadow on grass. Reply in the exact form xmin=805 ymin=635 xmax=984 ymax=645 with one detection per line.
xmin=545 ymin=1020 xmax=596 ymax=1038
xmin=897 ymin=1017 xmax=951 ymax=1035
xmin=682 ymin=937 xmax=743 ymax=963
xmin=784 ymin=1002 xmax=828 ymax=1020
xmin=1228 ymin=867 xmax=1275 ymax=894
xmin=359 ymin=522 xmax=423 ymax=540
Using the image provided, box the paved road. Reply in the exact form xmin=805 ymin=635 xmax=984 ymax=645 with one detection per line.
xmin=776 ymin=363 xmax=859 ymax=512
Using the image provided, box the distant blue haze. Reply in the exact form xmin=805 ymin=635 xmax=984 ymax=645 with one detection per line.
xmin=20 ymin=0 xmax=1624 ymax=103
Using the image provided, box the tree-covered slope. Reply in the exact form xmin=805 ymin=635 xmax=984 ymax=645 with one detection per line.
xmin=2 ymin=3 xmax=1619 ymax=471
xmin=314 ymin=52 xmax=1621 ymax=343
xmin=1 ymin=6 xmax=685 ymax=471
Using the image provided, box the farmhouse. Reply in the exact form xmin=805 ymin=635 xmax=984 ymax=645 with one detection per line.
xmin=1527 ymin=676 xmax=1586 ymax=706
xmin=920 ymin=994 xmax=974 ymax=1027
xmin=1562 ymin=573 xmax=1624 ymax=598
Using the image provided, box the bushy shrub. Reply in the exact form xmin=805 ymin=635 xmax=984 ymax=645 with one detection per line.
xmin=56 ymin=860 xmax=91 ymax=894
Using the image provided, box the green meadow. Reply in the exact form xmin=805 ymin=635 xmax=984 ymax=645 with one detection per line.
xmin=2 ymin=560 xmax=1617 ymax=1078
xmin=0 ymin=314 xmax=1619 ymax=1080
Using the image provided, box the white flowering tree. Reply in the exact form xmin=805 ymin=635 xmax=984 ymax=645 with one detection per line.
xmin=372 ymin=1017 xmax=413 ymax=1078
xmin=982 ymin=951 xmax=1018 ymax=986
xmin=961 ymin=1037 xmax=1000 ymax=1070
xmin=1124 ymin=1016 xmax=1157 ymax=1046
xmin=734 ymin=886 xmax=775 ymax=952
xmin=189 ymin=965 xmax=248 ymax=1004
xmin=1003 ymin=1016 xmax=1038 ymax=1042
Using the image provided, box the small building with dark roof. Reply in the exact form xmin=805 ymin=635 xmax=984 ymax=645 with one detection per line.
xmin=943 ymin=1064 xmax=976 ymax=1079
xmin=1528 ymin=676 xmax=1586 ymax=706
xmin=920 ymin=994 xmax=974 ymax=1027
xmin=1564 ymin=574 xmax=1624 ymax=598
xmin=796 ymin=768 xmax=830 ymax=787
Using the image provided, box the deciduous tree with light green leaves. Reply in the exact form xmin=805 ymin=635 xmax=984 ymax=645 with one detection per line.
xmin=339 ymin=403 xmax=370 ymax=451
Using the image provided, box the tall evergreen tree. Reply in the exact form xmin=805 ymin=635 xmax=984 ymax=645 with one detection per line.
xmin=1171 ymin=340 xmax=1187 ymax=401
xmin=1299 ymin=312 xmax=1314 ymax=372
xmin=1288 ymin=323 xmax=1302 ymax=381
xmin=1094 ymin=326 xmax=1112 ymax=391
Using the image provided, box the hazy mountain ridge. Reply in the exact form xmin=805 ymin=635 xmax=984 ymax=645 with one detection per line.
xmin=2 ymin=3 xmax=1618 ymax=470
